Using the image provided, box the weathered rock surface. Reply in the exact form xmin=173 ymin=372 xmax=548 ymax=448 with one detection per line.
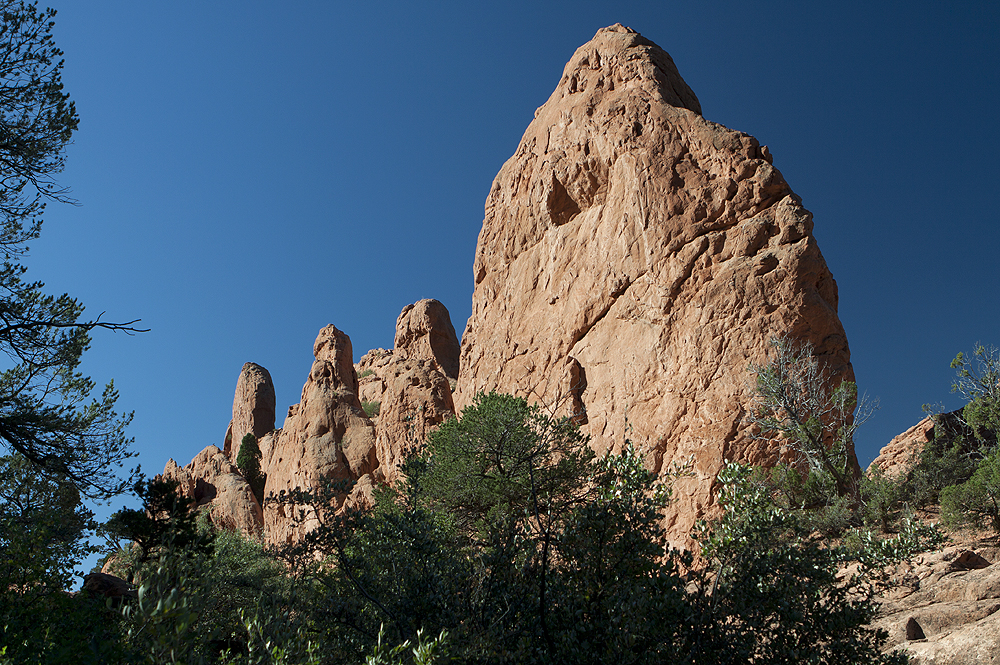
xmin=870 ymin=410 xmax=972 ymax=480
xmin=224 ymin=362 xmax=276 ymax=463
xmin=355 ymin=301 xmax=459 ymax=483
xmin=870 ymin=417 xmax=936 ymax=479
xmin=393 ymin=299 xmax=461 ymax=380
xmin=874 ymin=542 xmax=1000 ymax=664
xmin=160 ymin=445 xmax=263 ymax=533
xmin=260 ymin=325 xmax=378 ymax=545
xmin=455 ymin=23 xmax=854 ymax=543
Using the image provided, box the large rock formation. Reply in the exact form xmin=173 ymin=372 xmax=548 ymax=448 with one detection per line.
xmin=455 ymin=24 xmax=855 ymax=542
xmin=260 ymin=325 xmax=379 ymax=545
xmin=161 ymin=300 xmax=462 ymax=545
xmin=224 ymin=362 xmax=276 ymax=462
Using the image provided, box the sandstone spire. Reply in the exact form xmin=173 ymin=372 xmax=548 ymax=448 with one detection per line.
xmin=455 ymin=24 xmax=855 ymax=543
xmin=224 ymin=362 xmax=276 ymax=462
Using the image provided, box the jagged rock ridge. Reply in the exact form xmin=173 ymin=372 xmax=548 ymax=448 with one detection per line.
xmin=161 ymin=299 xmax=460 ymax=545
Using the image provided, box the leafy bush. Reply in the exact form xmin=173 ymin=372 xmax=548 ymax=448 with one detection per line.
xmin=941 ymin=447 xmax=1000 ymax=532
xmin=358 ymin=369 xmax=375 ymax=379
xmin=860 ymin=465 xmax=906 ymax=531
xmin=362 ymin=400 xmax=381 ymax=418
xmin=691 ymin=462 xmax=907 ymax=665
xmin=236 ymin=433 xmax=266 ymax=504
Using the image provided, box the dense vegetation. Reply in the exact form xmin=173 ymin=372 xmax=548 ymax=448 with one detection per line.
xmin=3 ymin=383 xmax=962 ymax=664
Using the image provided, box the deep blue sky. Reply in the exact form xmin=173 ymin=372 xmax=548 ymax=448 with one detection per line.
xmin=28 ymin=1 xmax=999 ymax=502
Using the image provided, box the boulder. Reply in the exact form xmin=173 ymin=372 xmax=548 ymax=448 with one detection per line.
xmin=159 ymin=445 xmax=263 ymax=534
xmin=82 ymin=572 xmax=136 ymax=601
xmin=223 ymin=362 xmax=276 ymax=463
xmin=260 ymin=325 xmax=378 ymax=546
xmin=455 ymin=24 xmax=854 ymax=544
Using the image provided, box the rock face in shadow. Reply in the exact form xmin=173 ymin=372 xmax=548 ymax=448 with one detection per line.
xmin=454 ymin=23 xmax=855 ymax=543
xmin=224 ymin=362 xmax=276 ymax=462
xmin=160 ymin=445 xmax=263 ymax=534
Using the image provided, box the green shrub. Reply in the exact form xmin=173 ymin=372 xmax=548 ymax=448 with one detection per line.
xmin=359 ymin=369 xmax=375 ymax=379
xmin=362 ymin=400 xmax=381 ymax=418
xmin=941 ymin=448 xmax=1000 ymax=533
xmin=236 ymin=433 xmax=266 ymax=505
xmin=747 ymin=337 xmax=869 ymax=504
xmin=860 ymin=466 xmax=906 ymax=531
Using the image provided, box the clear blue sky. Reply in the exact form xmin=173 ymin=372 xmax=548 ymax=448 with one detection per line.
xmin=27 ymin=1 xmax=999 ymax=512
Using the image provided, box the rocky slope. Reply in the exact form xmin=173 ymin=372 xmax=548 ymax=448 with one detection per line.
xmin=868 ymin=427 xmax=1000 ymax=665
xmin=455 ymin=23 xmax=854 ymax=543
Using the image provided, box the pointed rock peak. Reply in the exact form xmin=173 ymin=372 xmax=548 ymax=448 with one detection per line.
xmin=556 ymin=23 xmax=701 ymax=115
xmin=458 ymin=23 xmax=852 ymax=546
xmin=312 ymin=324 xmax=360 ymax=394
xmin=225 ymin=362 xmax=276 ymax=461
xmin=394 ymin=299 xmax=460 ymax=380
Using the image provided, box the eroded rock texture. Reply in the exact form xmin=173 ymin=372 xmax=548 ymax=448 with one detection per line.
xmin=455 ymin=24 xmax=855 ymax=543
xmin=260 ymin=325 xmax=378 ymax=545
xmin=160 ymin=445 xmax=263 ymax=534
xmin=224 ymin=362 xmax=276 ymax=462
xmin=394 ymin=299 xmax=461 ymax=380
xmin=356 ymin=300 xmax=459 ymax=483
xmin=874 ymin=543 xmax=1000 ymax=664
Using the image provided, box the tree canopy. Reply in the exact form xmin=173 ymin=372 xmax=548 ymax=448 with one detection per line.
xmin=0 ymin=0 xmax=141 ymax=499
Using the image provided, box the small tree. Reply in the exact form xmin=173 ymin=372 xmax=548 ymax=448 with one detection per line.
xmin=950 ymin=343 xmax=1000 ymax=449
xmin=748 ymin=336 xmax=870 ymax=504
xmin=941 ymin=447 xmax=1000 ymax=533
xmin=236 ymin=433 xmax=265 ymax=504
xmin=0 ymin=1 xmax=143 ymax=499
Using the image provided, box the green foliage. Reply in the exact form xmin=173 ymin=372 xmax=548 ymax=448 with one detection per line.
xmin=0 ymin=1 xmax=141 ymax=500
xmin=903 ymin=412 xmax=977 ymax=507
xmin=102 ymin=477 xmax=210 ymax=565
xmin=893 ymin=346 xmax=1000 ymax=518
xmin=263 ymin=393 xmax=904 ymax=664
xmin=0 ymin=0 xmax=79 ymax=248
xmin=237 ymin=433 xmax=266 ymax=504
xmin=364 ymin=626 xmax=448 ymax=665
xmin=110 ymin=524 xmax=298 ymax=664
xmin=860 ymin=464 xmax=906 ymax=531
xmin=950 ymin=344 xmax=1000 ymax=445
xmin=690 ymin=462 xmax=907 ymax=665
xmin=358 ymin=369 xmax=375 ymax=379
xmin=748 ymin=336 xmax=868 ymax=506
xmin=847 ymin=515 xmax=947 ymax=569
xmin=941 ymin=447 xmax=1000 ymax=532
xmin=0 ymin=453 xmax=123 ymax=664
xmin=362 ymin=400 xmax=381 ymax=418
xmin=266 ymin=393 xmax=691 ymax=663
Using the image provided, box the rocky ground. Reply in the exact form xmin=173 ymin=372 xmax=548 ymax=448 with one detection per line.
xmin=874 ymin=518 xmax=1000 ymax=664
